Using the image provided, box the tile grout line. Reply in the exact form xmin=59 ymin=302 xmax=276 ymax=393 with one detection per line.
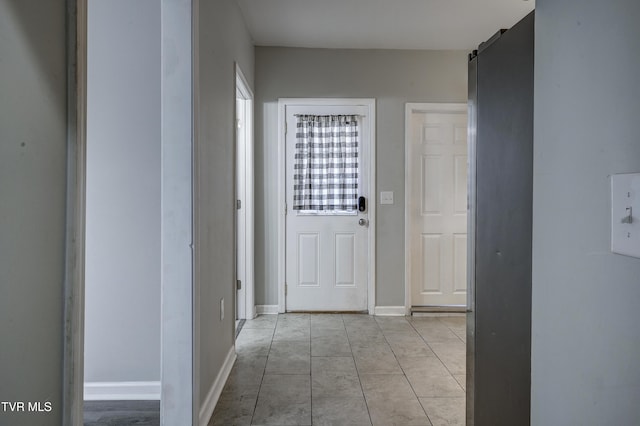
xmin=343 ymin=314 xmax=375 ymax=426
xmin=407 ymin=315 xmax=466 ymax=425
xmin=435 ymin=316 xmax=467 ymax=393
xmin=402 ymin=317 xmax=451 ymax=426
xmin=409 ymin=317 xmax=466 ymax=384
xmin=387 ymin=321 xmax=434 ymax=424
xmin=376 ymin=317 xmax=432 ymax=424
xmin=435 ymin=315 xmax=466 ymax=345
xmin=248 ymin=314 xmax=278 ymax=426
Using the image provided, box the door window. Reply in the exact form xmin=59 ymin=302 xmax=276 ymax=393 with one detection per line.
xmin=293 ymin=115 xmax=359 ymax=216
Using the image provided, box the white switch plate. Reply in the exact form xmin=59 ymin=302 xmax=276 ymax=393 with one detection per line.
xmin=611 ymin=173 xmax=640 ymax=258
xmin=380 ymin=191 xmax=394 ymax=205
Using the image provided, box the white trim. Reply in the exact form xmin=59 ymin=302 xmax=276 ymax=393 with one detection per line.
xmin=277 ymin=101 xmax=286 ymax=313
xmin=374 ymin=306 xmax=407 ymax=316
xmin=83 ymin=381 xmax=161 ymax=401
xmin=404 ymin=103 xmax=467 ymax=315
xmin=235 ymin=64 xmax=253 ymax=99
xmin=198 ymin=346 xmax=236 ymax=426
xmin=256 ymin=305 xmax=279 ymax=315
xmin=277 ymin=98 xmax=376 ymax=314
xmin=235 ymin=63 xmax=255 ymax=320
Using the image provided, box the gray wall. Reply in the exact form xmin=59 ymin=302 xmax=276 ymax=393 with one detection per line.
xmin=84 ymin=0 xmax=161 ymax=384
xmin=532 ymin=1 xmax=640 ymax=424
xmin=255 ymin=47 xmax=467 ymax=306
xmin=0 ymin=0 xmax=67 ymax=424
xmin=197 ymin=0 xmax=254 ymax=406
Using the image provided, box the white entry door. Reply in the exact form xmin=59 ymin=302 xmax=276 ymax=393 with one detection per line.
xmin=285 ymin=103 xmax=371 ymax=311
xmin=408 ymin=106 xmax=467 ymax=306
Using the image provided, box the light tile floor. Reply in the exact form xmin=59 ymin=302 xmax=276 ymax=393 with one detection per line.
xmin=210 ymin=314 xmax=466 ymax=426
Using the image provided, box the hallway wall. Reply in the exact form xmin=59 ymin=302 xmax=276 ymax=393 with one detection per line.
xmin=254 ymin=47 xmax=467 ymax=307
xmin=0 ymin=0 xmax=67 ymax=424
xmin=197 ymin=0 xmax=254 ymax=410
xmin=84 ymin=0 xmax=161 ymax=389
xmin=532 ymin=0 xmax=640 ymax=423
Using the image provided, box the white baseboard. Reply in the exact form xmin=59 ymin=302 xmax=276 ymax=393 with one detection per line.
xmin=374 ymin=306 xmax=407 ymax=316
xmin=83 ymin=381 xmax=160 ymax=401
xmin=199 ymin=346 xmax=236 ymax=426
xmin=249 ymin=305 xmax=257 ymax=319
xmin=255 ymin=305 xmax=279 ymax=315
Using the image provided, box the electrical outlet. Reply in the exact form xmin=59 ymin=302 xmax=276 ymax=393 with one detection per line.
xmin=220 ymin=298 xmax=224 ymax=320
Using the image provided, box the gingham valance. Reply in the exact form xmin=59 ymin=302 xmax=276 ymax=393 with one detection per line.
xmin=293 ymin=115 xmax=359 ymax=211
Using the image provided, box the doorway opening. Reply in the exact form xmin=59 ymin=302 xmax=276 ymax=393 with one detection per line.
xmin=82 ymin=0 xmax=162 ymax=422
xmin=64 ymin=1 xmax=195 ymax=424
xmin=402 ymin=102 xmax=469 ymax=425
xmin=235 ymin=64 xmax=255 ymax=333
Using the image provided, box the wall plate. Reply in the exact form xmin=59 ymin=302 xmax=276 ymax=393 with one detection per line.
xmin=611 ymin=173 xmax=640 ymax=258
xmin=380 ymin=191 xmax=394 ymax=205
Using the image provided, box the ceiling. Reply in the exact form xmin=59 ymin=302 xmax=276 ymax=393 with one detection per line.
xmin=236 ymin=0 xmax=534 ymax=51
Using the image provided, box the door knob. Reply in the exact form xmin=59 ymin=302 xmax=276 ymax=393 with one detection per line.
xmin=358 ymin=218 xmax=369 ymax=227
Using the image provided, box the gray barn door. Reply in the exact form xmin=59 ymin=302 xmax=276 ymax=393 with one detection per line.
xmin=468 ymin=11 xmax=534 ymax=426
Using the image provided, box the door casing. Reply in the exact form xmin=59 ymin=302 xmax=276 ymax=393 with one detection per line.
xmin=277 ymin=98 xmax=376 ymax=313
xmin=235 ymin=63 xmax=255 ymax=320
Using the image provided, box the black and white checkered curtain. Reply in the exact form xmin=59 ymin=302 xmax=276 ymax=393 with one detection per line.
xmin=293 ymin=115 xmax=359 ymax=211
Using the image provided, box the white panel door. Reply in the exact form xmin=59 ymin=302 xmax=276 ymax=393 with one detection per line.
xmin=285 ymin=104 xmax=369 ymax=311
xmin=410 ymin=110 xmax=467 ymax=306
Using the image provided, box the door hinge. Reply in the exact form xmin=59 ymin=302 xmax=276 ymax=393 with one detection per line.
xmin=236 ymin=279 xmax=242 ymax=290
xmin=284 ymin=202 xmax=287 ymax=215
xmin=285 ymin=120 xmax=287 ymax=135
xmin=285 ymin=283 xmax=288 ymax=295
xmin=236 ymin=199 xmax=241 ymax=209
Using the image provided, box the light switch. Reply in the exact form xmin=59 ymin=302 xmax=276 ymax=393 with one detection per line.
xmin=380 ymin=191 xmax=394 ymax=205
xmin=611 ymin=173 xmax=640 ymax=258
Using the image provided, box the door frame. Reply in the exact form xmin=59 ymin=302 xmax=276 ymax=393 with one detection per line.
xmin=403 ymin=102 xmax=468 ymax=314
xmin=235 ymin=63 xmax=255 ymax=320
xmin=277 ymin=98 xmax=377 ymax=313
xmin=62 ymin=1 xmax=87 ymax=423
xmin=63 ymin=1 xmax=197 ymax=424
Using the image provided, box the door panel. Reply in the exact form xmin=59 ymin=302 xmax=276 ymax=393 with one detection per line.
xmin=421 ymin=234 xmax=442 ymax=293
xmin=454 ymin=155 xmax=468 ymax=214
xmin=410 ymin=110 xmax=467 ymax=306
xmin=335 ymin=233 xmax=356 ymax=287
xmin=422 ymin=156 xmax=443 ymax=214
xmin=285 ymin=104 xmax=370 ymax=311
xmin=453 ymin=234 xmax=467 ymax=293
xmin=298 ymin=233 xmax=319 ymax=286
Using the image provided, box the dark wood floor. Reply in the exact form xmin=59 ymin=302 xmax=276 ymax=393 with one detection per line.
xmin=84 ymin=400 xmax=159 ymax=426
